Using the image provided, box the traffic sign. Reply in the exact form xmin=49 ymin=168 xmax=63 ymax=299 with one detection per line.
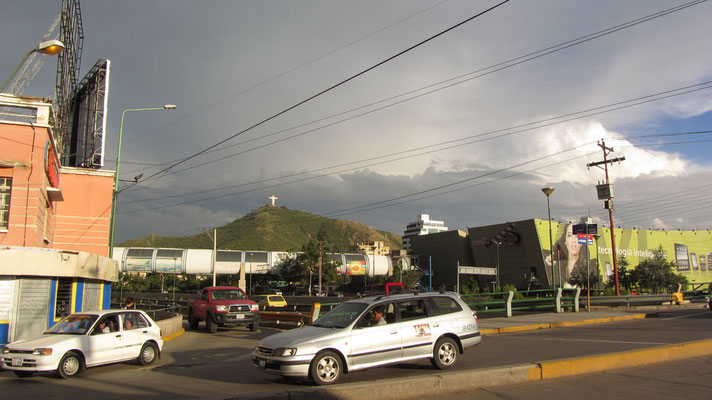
xmin=577 ymin=233 xmax=593 ymax=245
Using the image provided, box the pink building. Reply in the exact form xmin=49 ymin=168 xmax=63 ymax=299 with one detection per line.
xmin=0 ymin=93 xmax=118 ymax=344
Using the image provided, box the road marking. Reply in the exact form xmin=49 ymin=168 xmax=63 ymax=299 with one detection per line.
xmin=497 ymin=336 xmax=668 ymax=345
xmin=660 ymin=310 xmax=709 ymax=320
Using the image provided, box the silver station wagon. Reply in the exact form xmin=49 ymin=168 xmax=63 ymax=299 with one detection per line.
xmin=252 ymin=291 xmax=480 ymax=385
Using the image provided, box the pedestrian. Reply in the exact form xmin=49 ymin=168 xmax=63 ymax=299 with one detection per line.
xmin=122 ymin=297 xmax=135 ymax=309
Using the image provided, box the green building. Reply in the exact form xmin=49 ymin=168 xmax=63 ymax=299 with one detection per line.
xmin=409 ymin=219 xmax=712 ymax=291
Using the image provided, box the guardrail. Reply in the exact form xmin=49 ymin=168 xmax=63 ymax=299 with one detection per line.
xmin=463 ymin=288 xmax=580 ymax=317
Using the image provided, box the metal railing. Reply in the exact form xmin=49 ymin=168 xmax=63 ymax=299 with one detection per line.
xmin=464 ymin=288 xmax=580 ymax=317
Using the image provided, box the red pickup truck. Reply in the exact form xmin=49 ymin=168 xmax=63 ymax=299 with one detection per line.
xmin=187 ymin=286 xmax=260 ymax=333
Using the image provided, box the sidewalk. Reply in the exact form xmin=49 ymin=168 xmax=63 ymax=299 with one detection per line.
xmin=476 ymin=302 xmax=705 ymax=334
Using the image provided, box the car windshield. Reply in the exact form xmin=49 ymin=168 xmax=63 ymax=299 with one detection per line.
xmin=212 ymin=289 xmax=246 ymax=300
xmin=312 ymin=302 xmax=368 ymax=328
xmin=46 ymin=314 xmax=98 ymax=335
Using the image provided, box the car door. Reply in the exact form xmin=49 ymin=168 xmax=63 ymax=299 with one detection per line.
xmin=349 ymin=302 xmax=402 ymax=369
xmin=398 ymin=298 xmax=443 ymax=359
xmin=85 ymin=314 xmax=124 ymax=366
xmin=119 ymin=312 xmax=151 ymax=359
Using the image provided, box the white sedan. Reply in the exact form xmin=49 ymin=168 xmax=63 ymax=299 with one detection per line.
xmin=1 ymin=309 xmax=163 ymax=378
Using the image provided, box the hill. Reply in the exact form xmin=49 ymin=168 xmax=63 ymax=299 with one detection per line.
xmin=118 ymin=206 xmax=402 ymax=252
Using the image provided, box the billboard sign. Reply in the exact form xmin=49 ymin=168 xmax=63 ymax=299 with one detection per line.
xmin=345 ymin=260 xmax=366 ymax=275
xmin=674 ymin=243 xmax=690 ymax=271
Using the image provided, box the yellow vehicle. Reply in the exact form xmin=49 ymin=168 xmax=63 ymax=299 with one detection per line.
xmin=253 ymin=294 xmax=287 ymax=308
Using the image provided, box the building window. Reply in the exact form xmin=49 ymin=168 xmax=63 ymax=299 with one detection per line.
xmin=0 ymin=177 xmax=10 ymax=230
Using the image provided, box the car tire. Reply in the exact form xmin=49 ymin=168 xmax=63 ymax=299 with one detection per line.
xmin=206 ymin=313 xmax=217 ymax=333
xmin=57 ymin=351 xmax=83 ymax=379
xmin=13 ymin=371 xmax=33 ymax=378
xmin=138 ymin=341 xmax=159 ymax=366
xmin=250 ymin=321 xmax=259 ymax=332
xmin=431 ymin=337 xmax=458 ymax=370
xmin=188 ymin=310 xmax=198 ymax=330
xmin=309 ymin=350 xmax=343 ymax=386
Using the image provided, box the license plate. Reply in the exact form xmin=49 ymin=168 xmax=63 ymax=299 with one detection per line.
xmin=235 ymin=314 xmax=244 ymax=319
xmin=11 ymin=358 xmax=23 ymax=367
xmin=258 ymin=359 xmax=266 ymax=368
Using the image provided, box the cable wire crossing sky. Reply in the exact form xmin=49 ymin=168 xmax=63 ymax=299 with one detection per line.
xmin=2 ymin=0 xmax=711 ymax=242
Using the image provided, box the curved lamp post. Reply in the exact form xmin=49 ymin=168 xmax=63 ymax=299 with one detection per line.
xmin=1 ymin=40 xmax=65 ymax=92
xmin=541 ymin=187 xmax=555 ymax=290
xmin=109 ymin=105 xmax=176 ymax=258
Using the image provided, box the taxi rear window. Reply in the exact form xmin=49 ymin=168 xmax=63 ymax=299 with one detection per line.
xmin=426 ymin=296 xmax=463 ymax=316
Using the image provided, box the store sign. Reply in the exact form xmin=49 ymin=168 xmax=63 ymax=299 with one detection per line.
xmin=44 ymin=141 xmax=60 ymax=188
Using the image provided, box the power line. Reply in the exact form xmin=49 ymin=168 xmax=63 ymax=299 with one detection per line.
xmin=120 ymin=0 xmax=707 ymax=182
xmin=138 ymin=0 xmax=511 ymax=185
xmin=122 ymin=0 xmax=453 ymax=146
xmin=119 ymin=78 xmax=712 ymax=206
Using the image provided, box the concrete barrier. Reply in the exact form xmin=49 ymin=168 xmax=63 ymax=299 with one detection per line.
xmin=155 ymin=313 xmax=184 ymax=341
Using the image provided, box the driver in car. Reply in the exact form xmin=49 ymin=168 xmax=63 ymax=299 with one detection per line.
xmin=371 ymin=307 xmax=386 ymax=326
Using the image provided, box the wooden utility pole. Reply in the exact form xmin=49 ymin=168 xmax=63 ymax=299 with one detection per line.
xmin=586 ymin=140 xmax=625 ymax=295
xmin=318 ymin=240 xmax=323 ymax=296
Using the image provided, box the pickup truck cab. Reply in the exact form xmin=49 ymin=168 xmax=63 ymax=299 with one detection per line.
xmin=359 ymin=282 xmax=406 ymax=297
xmin=187 ymin=286 xmax=260 ymax=333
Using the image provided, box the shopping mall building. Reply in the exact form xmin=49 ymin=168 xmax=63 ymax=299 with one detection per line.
xmin=409 ymin=218 xmax=711 ymax=291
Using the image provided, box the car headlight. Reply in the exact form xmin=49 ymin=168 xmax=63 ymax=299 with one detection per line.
xmin=250 ymin=304 xmax=259 ymax=312
xmin=273 ymin=348 xmax=297 ymax=357
xmin=1 ymin=347 xmax=9 ymax=354
xmin=32 ymin=348 xmax=53 ymax=356
xmin=215 ymin=305 xmax=229 ymax=312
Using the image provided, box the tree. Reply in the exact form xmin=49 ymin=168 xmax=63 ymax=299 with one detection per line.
xmin=630 ymin=246 xmax=688 ymax=294
xmin=567 ymin=262 xmax=599 ymax=291
xmin=276 ymin=230 xmax=340 ymax=290
xmin=460 ymin=276 xmax=480 ymax=295
xmin=605 ymin=256 xmax=632 ymax=295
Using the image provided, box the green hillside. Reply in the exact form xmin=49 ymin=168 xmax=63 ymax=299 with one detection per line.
xmin=119 ymin=206 xmax=402 ymax=252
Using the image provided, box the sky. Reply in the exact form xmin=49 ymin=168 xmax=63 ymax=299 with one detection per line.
xmin=2 ymin=0 xmax=711 ymax=243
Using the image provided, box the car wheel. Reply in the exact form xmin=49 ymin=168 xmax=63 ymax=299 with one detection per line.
xmin=188 ymin=310 xmax=198 ymax=330
xmin=57 ymin=351 xmax=83 ymax=379
xmin=206 ymin=314 xmax=217 ymax=333
xmin=138 ymin=342 xmax=159 ymax=366
xmin=309 ymin=350 xmax=343 ymax=385
xmin=13 ymin=371 xmax=33 ymax=378
xmin=250 ymin=321 xmax=259 ymax=332
xmin=431 ymin=337 xmax=458 ymax=369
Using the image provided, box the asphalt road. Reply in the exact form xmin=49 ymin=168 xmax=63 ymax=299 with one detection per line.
xmin=1 ymin=309 xmax=710 ymax=399
xmin=438 ymin=355 xmax=712 ymax=400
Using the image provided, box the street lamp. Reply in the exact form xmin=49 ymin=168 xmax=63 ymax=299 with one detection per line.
xmin=541 ymin=187 xmax=555 ymax=290
xmin=1 ymin=40 xmax=65 ymax=92
xmin=108 ymin=105 xmax=176 ymax=257
xmin=492 ymin=239 xmax=501 ymax=289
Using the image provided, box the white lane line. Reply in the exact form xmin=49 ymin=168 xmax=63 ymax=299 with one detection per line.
xmin=660 ymin=310 xmax=710 ymax=320
xmin=497 ymin=336 xmax=668 ymax=345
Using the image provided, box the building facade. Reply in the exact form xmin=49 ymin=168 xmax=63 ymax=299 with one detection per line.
xmin=0 ymin=94 xmax=118 ymax=345
xmin=409 ymin=218 xmax=712 ymax=291
xmin=402 ymin=214 xmax=448 ymax=251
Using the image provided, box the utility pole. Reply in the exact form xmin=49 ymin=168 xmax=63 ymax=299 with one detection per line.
xmin=202 ymin=228 xmax=218 ymax=286
xmin=586 ymin=139 xmax=625 ymax=296
xmin=318 ymin=240 xmax=323 ymax=296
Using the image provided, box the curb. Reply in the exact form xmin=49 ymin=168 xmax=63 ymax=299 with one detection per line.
xmin=233 ymin=336 xmax=712 ymax=400
xmin=480 ymin=312 xmax=653 ymax=336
